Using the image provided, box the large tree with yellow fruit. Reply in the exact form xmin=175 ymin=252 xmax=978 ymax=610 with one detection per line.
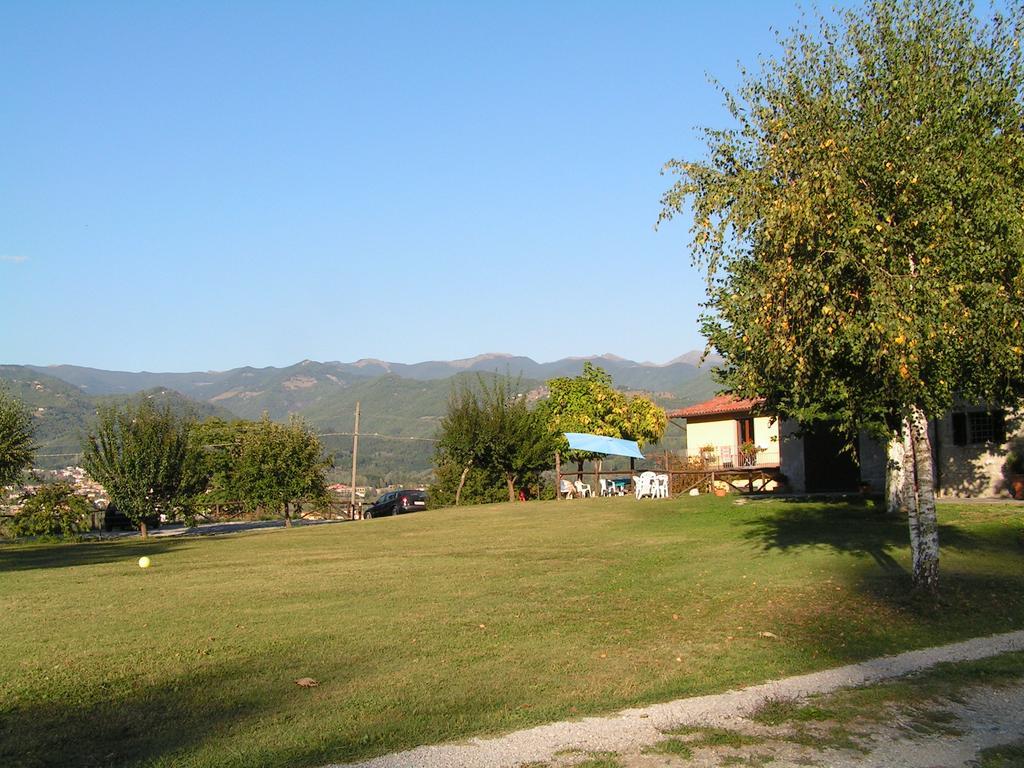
xmin=660 ymin=0 xmax=1024 ymax=594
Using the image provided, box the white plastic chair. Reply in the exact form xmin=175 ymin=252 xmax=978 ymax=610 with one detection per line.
xmin=599 ymin=479 xmax=613 ymax=497
xmin=635 ymin=471 xmax=657 ymax=499
xmin=574 ymin=480 xmax=592 ymax=498
xmin=720 ymin=446 xmax=734 ymax=469
xmin=653 ymin=473 xmax=670 ymax=498
xmin=559 ymin=479 xmax=575 ymax=498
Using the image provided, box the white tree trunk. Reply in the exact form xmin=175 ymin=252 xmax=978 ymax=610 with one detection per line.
xmin=455 ymin=463 xmax=471 ymax=506
xmin=906 ymin=406 xmax=939 ymax=594
xmin=885 ymin=427 xmax=913 ymax=515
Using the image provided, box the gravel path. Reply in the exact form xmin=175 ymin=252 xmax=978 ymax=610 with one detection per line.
xmin=329 ymin=629 xmax=1024 ymax=768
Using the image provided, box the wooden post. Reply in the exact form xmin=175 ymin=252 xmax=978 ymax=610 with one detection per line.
xmin=595 ymin=458 xmax=601 ymax=497
xmin=350 ymin=401 xmax=360 ymax=519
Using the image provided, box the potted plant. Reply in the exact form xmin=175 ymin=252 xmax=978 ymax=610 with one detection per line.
xmin=1004 ymin=448 xmax=1024 ymax=500
xmin=699 ymin=444 xmax=717 ymax=466
xmin=739 ymin=440 xmax=763 ymax=467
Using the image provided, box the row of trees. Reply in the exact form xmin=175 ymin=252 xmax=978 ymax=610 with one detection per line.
xmin=82 ymin=403 xmax=330 ymax=537
xmin=0 ymin=391 xmax=331 ymax=539
xmin=432 ymin=365 xmax=668 ymax=505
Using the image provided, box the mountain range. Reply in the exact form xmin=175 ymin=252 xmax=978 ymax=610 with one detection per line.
xmin=2 ymin=353 xmax=721 ymax=484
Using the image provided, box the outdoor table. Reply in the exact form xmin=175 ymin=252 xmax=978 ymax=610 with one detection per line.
xmin=611 ymin=478 xmax=630 ymax=494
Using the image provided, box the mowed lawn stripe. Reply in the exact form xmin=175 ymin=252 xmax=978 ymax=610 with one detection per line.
xmin=1 ymin=496 xmax=1022 ymax=768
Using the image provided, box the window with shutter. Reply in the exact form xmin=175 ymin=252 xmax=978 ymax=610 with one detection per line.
xmin=952 ymin=412 xmax=967 ymax=446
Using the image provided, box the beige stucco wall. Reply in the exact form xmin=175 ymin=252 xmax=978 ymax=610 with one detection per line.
xmin=686 ymin=415 xmax=780 ymax=463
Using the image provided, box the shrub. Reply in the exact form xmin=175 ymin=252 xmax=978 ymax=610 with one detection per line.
xmin=7 ymin=484 xmax=93 ymax=537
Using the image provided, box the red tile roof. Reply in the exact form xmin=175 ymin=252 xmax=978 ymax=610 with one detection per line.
xmin=666 ymin=395 xmax=766 ymax=420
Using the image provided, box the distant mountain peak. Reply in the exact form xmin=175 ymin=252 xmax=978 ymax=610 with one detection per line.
xmin=450 ymin=353 xmax=514 ymax=369
xmin=563 ymin=353 xmax=632 ymax=363
xmin=353 ymin=358 xmax=391 ymax=370
xmin=666 ymin=350 xmax=723 ymax=368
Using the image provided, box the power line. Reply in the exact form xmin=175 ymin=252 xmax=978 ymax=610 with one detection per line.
xmin=35 ymin=431 xmax=437 ymax=459
xmin=316 ymin=431 xmax=437 ymax=442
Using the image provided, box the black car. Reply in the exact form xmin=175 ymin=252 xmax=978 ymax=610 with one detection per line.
xmin=363 ymin=489 xmax=427 ymax=519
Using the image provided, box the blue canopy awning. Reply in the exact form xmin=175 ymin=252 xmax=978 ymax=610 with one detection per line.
xmin=564 ymin=432 xmax=645 ymax=459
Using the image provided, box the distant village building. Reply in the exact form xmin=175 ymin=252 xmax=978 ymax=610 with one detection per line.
xmin=327 ymin=483 xmax=366 ymax=498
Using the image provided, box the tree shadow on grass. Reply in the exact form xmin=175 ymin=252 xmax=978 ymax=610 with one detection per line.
xmin=739 ymin=500 xmax=1024 ymax=646
xmin=0 ymin=539 xmax=195 ymax=572
xmin=739 ymin=500 xmax=981 ymax=577
xmin=2 ymin=657 xmax=258 ymax=768
xmin=0 ymin=653 xmax=364 ymax=768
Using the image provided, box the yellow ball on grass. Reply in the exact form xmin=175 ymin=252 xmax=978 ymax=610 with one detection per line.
xmin=138 ymin=556 xmax=152 ymax=569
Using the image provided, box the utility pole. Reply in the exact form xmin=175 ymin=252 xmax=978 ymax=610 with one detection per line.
xmin=350 ymin=401 xmax=360 ymax=519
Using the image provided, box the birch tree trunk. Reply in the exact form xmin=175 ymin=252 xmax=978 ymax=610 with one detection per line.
xmin=506 ymin=474 xmax=517 ymax=503
xmin=885 ymin=427 xmax=913 ymax=515
xmin=906 ymin=406 xmax=939 ymax=595
xmin=455 ymin=462 xmax=472 ymax=506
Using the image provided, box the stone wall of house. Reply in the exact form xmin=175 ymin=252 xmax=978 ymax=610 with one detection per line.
xmin=778 ymin=419 xmax=884 ymax=494
xmin=858 ymin=432 xmax=887 ymax=493
xmin=779 ymin=418 xmax=806 ymax=493
xmin=933 ymin=408 xmax=1023 ymax=497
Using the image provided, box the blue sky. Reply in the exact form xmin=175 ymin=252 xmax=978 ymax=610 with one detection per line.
xmin=1 ymin=1 xmax=807 ymax=372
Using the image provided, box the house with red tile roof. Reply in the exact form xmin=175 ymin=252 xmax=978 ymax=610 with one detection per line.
xmin=669 ymin=395 xmax=1023 ymax=497
xmin=667 ymin=395 xmax=887 ymax=493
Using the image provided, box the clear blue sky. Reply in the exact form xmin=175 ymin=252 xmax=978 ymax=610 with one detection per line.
xmin=1 ymin=1 xmax=808 ymax=372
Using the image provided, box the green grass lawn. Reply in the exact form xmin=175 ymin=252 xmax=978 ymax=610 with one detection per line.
xmin=2 ymin=496 xmax=1022 ymax=768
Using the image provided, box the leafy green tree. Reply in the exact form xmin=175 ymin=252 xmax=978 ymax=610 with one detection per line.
xmin=182 ymin=417 xmax=244 ymax=517
xmin=231 ymin=414 xmax=330 ymax=526
xmin=8 ymin=483 xmax=92 ymax=537
xmin=660 ymin=0 xmax=1024 ymax=593
xmin=428 ymin=461 xmax=507 ymax=507
xmin=434 ymin=381 xmax=491 ymax=506
xmin=480 ymin=377 xmax=555 ymax=502
xmin=82 ymin=399 xmax=196 ymax=538
xmin=622 ymin=394 xmax=669 ymax=450
xmin=433 ymin=376 xmax=554 ymax=504
xmin=543 ymin=363 xmax=666 ymax=477
xmin=0 ymin=389 xmax=35 ymax=487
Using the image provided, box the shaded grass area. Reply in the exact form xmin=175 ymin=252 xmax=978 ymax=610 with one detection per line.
xmin=973 ymin=741 xmax=1024 ymax=767
xmin=1 ymin=495 xmax=1022 ymax=767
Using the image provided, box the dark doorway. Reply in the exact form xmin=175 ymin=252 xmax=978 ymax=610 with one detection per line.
xmin=804 ymin=425 xmax=860 ymax=492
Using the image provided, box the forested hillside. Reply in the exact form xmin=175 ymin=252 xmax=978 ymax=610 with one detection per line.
xmin=4 ymin=354 xmax=719 ymax=483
